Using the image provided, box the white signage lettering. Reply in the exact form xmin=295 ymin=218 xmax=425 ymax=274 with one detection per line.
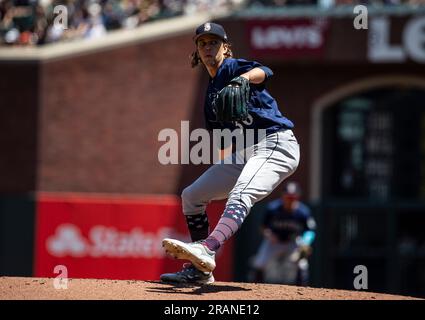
xmin=369 ymin=16 xmax=425 ymax=63
xmin=251 ymin=25 xmax=323 ymax=50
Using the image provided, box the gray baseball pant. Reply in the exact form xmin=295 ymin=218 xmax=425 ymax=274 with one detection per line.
xmin=181 ymin=129 xmax=300 ymax=216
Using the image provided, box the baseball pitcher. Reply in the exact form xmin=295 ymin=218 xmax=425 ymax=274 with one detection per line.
xmin=161 ymin=22 xmax=300 ymax=284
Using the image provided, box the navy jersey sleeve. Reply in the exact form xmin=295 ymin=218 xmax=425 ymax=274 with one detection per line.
xmin=225 ymin=58 xmax=273 ymax=83
xmin=298 ymin=203 xmax=316 ymax=233
xmin=258 ymin=66 xmax=273 ymax=81
xmin=262 ymin=199 xmax=281 ymax=228
xmin=294 ymin=203 xmax=316 ymax=246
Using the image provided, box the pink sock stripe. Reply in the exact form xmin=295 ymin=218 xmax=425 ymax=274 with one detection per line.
xmin=209 ymin=229 xmax=227 ymax=243
xmin=209 ymin=217 xmax=240 ymax=244
xmin=219 ymin=217 xmax=239 ymax=231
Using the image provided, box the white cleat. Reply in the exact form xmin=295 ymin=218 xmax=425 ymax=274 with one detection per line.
xmin=162 ymin=238 xmax=216 ymax=273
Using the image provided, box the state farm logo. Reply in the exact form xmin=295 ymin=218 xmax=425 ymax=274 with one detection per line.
xmin=250 ymin=19 xmax=329 ymax=50
xmin=46 ymin=224 xmax=186 ymax=258
xmin=47 ymin=224 xmax=88 ymax=257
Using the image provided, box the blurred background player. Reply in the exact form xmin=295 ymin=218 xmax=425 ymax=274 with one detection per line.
xmin=249 ymin=181 xmax=316 ymax=286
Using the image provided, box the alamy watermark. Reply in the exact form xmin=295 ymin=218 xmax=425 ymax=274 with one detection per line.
xmin=353 ymin=265 xmax=368 ymax=290
xmin=53 ymin=5 xmax=68 ymax=30
xmin=158 ymin=121 xmax=268 ymax=165
xmin=353 ymin=5 xmax=368 ymax=30
xmin=53 ymin=265 xmax=68 ymax=289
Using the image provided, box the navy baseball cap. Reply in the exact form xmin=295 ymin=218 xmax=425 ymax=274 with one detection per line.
xmin=193 ymin=22 xmax=228 ymax=43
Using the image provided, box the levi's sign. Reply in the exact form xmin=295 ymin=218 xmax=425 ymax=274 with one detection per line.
xmin=368 ymin=16 xmax=425 ymax=63
xmin=248 ymin=19 xmax=330 ymax=58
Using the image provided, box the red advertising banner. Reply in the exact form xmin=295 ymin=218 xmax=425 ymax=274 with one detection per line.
xmin=247 ymin=18 xmax=330 ymax=59
xmin=34 ymin=193 xmax=233 ymax=281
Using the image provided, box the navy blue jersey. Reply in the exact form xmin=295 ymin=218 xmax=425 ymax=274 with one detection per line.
xmin=263 ymin=199 xmax=316 ymax=243
xmin=204 ymin=58 xmax=294 ymax=134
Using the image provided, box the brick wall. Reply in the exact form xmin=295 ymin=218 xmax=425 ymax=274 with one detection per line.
xmin=37 ymin=33 xmax=204 ymax=194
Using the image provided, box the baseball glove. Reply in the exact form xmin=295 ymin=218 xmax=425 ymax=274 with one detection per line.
xmin=212 ymin=76 xmax=250 ymax=123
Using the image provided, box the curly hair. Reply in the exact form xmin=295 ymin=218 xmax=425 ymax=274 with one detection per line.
xmin=190 ymin=43 xmax=233 ymax=68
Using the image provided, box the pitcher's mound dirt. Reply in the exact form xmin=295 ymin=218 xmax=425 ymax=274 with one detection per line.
xmin=0 ymin=277 xmax=421 ymax=300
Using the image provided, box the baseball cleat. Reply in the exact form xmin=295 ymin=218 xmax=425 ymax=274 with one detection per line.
xmin=160 ymin=263 xmax=215 ymax=285
xmin=162 ymin=238 xmax=216 ymax=273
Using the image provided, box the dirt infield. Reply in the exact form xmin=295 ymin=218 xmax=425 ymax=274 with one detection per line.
xmin=0 ymin=277 xmax=421 ymax=300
